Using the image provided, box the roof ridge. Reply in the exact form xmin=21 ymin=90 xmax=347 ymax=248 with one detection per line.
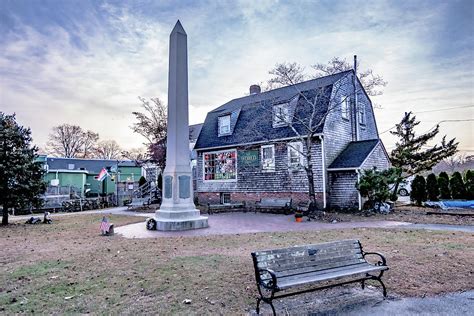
xmin=211 ymin=70 xmax=353 ymax=112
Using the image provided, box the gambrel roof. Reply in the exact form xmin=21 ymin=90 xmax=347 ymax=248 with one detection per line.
xmin=194 ymin=70 xmax=353 ymax=150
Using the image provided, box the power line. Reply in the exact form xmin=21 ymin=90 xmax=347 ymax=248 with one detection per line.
xmin=414 ymin=104 xmax=473 ymax=114
xmin=380 ymin=119 xmax=474 ymax=135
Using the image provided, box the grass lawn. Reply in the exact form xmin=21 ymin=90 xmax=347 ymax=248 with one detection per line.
xmin=0 ymin=214 xmax=473 ymax=314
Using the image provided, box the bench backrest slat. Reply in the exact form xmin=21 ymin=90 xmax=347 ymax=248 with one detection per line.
xmin=252 ymin=240 xmax=364 ymax=276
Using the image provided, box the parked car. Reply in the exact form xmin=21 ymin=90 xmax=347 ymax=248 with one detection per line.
xmin=397 ymin=176 xmax=414 ymax=196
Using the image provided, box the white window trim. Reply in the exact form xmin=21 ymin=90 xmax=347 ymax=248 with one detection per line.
xmin=261 ymin=144 xmax=275 ymax=172
xmin=202 ymin=149 xmax=238 ymax=183
xmin=341 ymin=96 xmax=349 ymax=120
xmin=358 ymin=104 xmax=366 ymax=125
xmin=272 ymin=103 xmax=290 ymax=127
xmin=287 ymin=141 xmax=305 ymax=169
xmin=218 ymin=115 xmax=231 ymax=136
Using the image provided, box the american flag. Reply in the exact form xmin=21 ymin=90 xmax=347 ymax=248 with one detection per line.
xmin=100 ymin=217 xmax=110 ymax=233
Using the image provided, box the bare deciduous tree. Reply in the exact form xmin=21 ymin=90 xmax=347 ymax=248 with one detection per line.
xmin=47 ymin=124 xmax=96 ymax=158
xmin=312 ymin=57 xmax=387 ymax=97
xmin=264 ymin=57 xmax=387 ymax=99
xmin=95 ymin=140 xmax=122 ymax=160
xmin=130 ymin=97 xmax=168 ymax=167
xmin=81 ymin=130 xmax=99 ymax=158
xmin=121 ymin=147 xmax=148 ymax=165
xmin=131 ymin=97 xmax=167 ymax=144
xmin=266 ymin=62 xmax=307 ymax=90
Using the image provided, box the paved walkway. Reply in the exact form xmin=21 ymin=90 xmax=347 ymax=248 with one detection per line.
xmin=115 ymin=212 xmax=411 ymax=238
xmin=252 ymin=287 xmax=474 ymax=315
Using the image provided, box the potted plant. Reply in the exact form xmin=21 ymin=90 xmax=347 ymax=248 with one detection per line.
xmin=295 ymin=211 xmax=303 ymax=222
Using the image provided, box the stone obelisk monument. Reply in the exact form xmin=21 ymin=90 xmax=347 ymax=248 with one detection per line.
xmin=155 ymin=20 xmax=208 ymax=231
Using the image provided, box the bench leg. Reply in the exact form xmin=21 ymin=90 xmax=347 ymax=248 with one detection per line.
xmin=256 ymin=295 xmax=276 ymax=315
xmin=370 ymin=276 xmax=387 ymax=297
xmin=361 ymin=280 xmax=365 ymax=290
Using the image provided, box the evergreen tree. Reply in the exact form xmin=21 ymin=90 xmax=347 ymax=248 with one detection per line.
xmin=356 ymin=167 xmax=398 ymax=210
xmin=450 ymin=172 xmax=466 ymax=199
xmin=410 ymin=175 xmax=427 ymax=206
xmin=464 ymin=170 xmax=474 ymax=200
xmin=390 ymin=112 xmax=458 ymax=199
xmin=438 ymin=172 xmax=451 ymax=199
xmin=426 ymin=173 xmax=439 ymax=201
xmin=0 ymin=113 xmax=46 ymax=225
xmin=138 ymin=176 xmax=147 ymax=188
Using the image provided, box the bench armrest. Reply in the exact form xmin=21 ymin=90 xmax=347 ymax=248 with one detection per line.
xmin=363 ymin=252 xmax=387 ymax=266
xmin=258 ymin=268 xmax=277 ymax=289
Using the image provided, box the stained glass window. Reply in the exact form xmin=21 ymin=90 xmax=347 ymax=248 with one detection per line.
xmin=204 ymin=150 xmax=237 ymax=180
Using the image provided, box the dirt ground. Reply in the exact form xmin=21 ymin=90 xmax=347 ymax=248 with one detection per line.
xmin=332 ymin=205 xmax=474 ymax=226
xmin=0 ymin=214 xmax=473 ymax=314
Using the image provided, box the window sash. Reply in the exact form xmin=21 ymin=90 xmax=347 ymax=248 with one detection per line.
xmin=261 ymin=145 xmax=275 ymax=170
xmin=218 ymin=115 xmax=231 ymax=134
xmin=341 ymin=96 xmax=349 ymax=119
xmin=358 ymin=106 xmax=366 ymax=124
xmin=287 ymin=142 xmax=303 ymax=167
xmin=273 ymin=104 xmax=290 ymax=126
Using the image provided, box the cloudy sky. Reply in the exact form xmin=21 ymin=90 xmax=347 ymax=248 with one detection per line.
xmin=1 ymin=0 xmax=473 ymax=154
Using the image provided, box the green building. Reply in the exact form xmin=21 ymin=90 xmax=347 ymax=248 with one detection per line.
xmin=40 ymin=156 xmax=144 ymax=205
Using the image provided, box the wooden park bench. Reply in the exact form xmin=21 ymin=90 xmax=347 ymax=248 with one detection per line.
xmin=127 ymin=197 xmax=151 ymax=210
xmin=251 ymin=239 xmax=388 ymax=315
xmin=255 ymin=198 xmax=292 ymax=215
xmin=207 ymin=202 xmax=246 ymax=214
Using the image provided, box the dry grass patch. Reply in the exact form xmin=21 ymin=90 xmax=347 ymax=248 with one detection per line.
xmin=0 ymin=214 xmax=473 ymax=314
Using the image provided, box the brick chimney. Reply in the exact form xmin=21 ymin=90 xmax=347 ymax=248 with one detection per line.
xmin=249 ymin=84 xmax=261 ymax=95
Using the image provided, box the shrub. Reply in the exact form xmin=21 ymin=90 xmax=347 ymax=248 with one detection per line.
xmin=426 ymin=173 xmax=439 ymax=201
xmin=450 ymin=171 xmax=466 ymax=199
xmin=438 ymin=172 xmax=451 ymax=199
xmin=138 ymin=176 xmax=147 ymax=188
xmin=157 ymin=173 xmax=163 ymax=191
xmin=410 ymin=175 xmax=427 ymax=206
xmin=356 ymin=167 xmax=398 ymax=211
xmin=465 ymin=170 xmax=474 ymax=200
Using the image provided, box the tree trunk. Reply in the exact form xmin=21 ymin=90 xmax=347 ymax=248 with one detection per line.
xmin=390 ymin=169 xmax=403 ymax=201
xmin=306 ymin=166 xmax=316 ymax=203
xmin=2 ymin=204 xmax=8 ymax=225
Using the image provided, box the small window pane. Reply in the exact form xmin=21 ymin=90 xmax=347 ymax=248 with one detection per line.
xmin=219 ymin=115 xmax=231 ymax=135
xmin=262 ymin=145 xmax=275 ymax=170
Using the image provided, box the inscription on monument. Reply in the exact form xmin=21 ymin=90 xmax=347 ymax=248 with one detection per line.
xmin=178 ymin=175 xmax=190 ymax=199
xmin=164 ymin=176 xmax=173 ymax=199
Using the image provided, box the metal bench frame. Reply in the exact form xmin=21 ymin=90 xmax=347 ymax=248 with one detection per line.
xmin=206 ymin=202 xmax=246 ymax=214
xmin=251 ymin=240 xmax=388 ymax=315
xmin=255 ymin=198 xmax=292 ymax=215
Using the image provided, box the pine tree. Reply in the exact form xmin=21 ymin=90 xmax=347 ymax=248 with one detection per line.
xmin=438 ymin=172 xmax=451 ymax=199
xmin=426 ymin=173 xmax=439 ymax=201
xmin=465 ymin=170 xmax=474 ymax=200
xmin=410 ymin=175 xmax=427 ymax=206
xmin=1 ymin=113 xmax=46 ymax=225
xmin=390 ymin=112 xmax=458 ymax=199
xmin=356 ymin=167 xmax=398 ymax=210
xmin=450 ymin=172 xmax=466 ymax=199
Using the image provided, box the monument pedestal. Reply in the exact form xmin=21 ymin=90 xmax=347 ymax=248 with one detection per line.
xmin=154 ymin=170 xmax=208 ymax=231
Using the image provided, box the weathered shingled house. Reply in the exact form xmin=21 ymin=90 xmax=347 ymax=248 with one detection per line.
xmin=193 ymin=70 xmax=390 ymax=210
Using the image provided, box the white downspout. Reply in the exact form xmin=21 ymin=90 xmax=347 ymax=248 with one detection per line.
xmin=353 ymin=55 xmax=360 ymax=141
xmin=356 ymin=169 xmax=362 ymax=210
xmin=320 ymin=136 xmax=327 ymax=209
